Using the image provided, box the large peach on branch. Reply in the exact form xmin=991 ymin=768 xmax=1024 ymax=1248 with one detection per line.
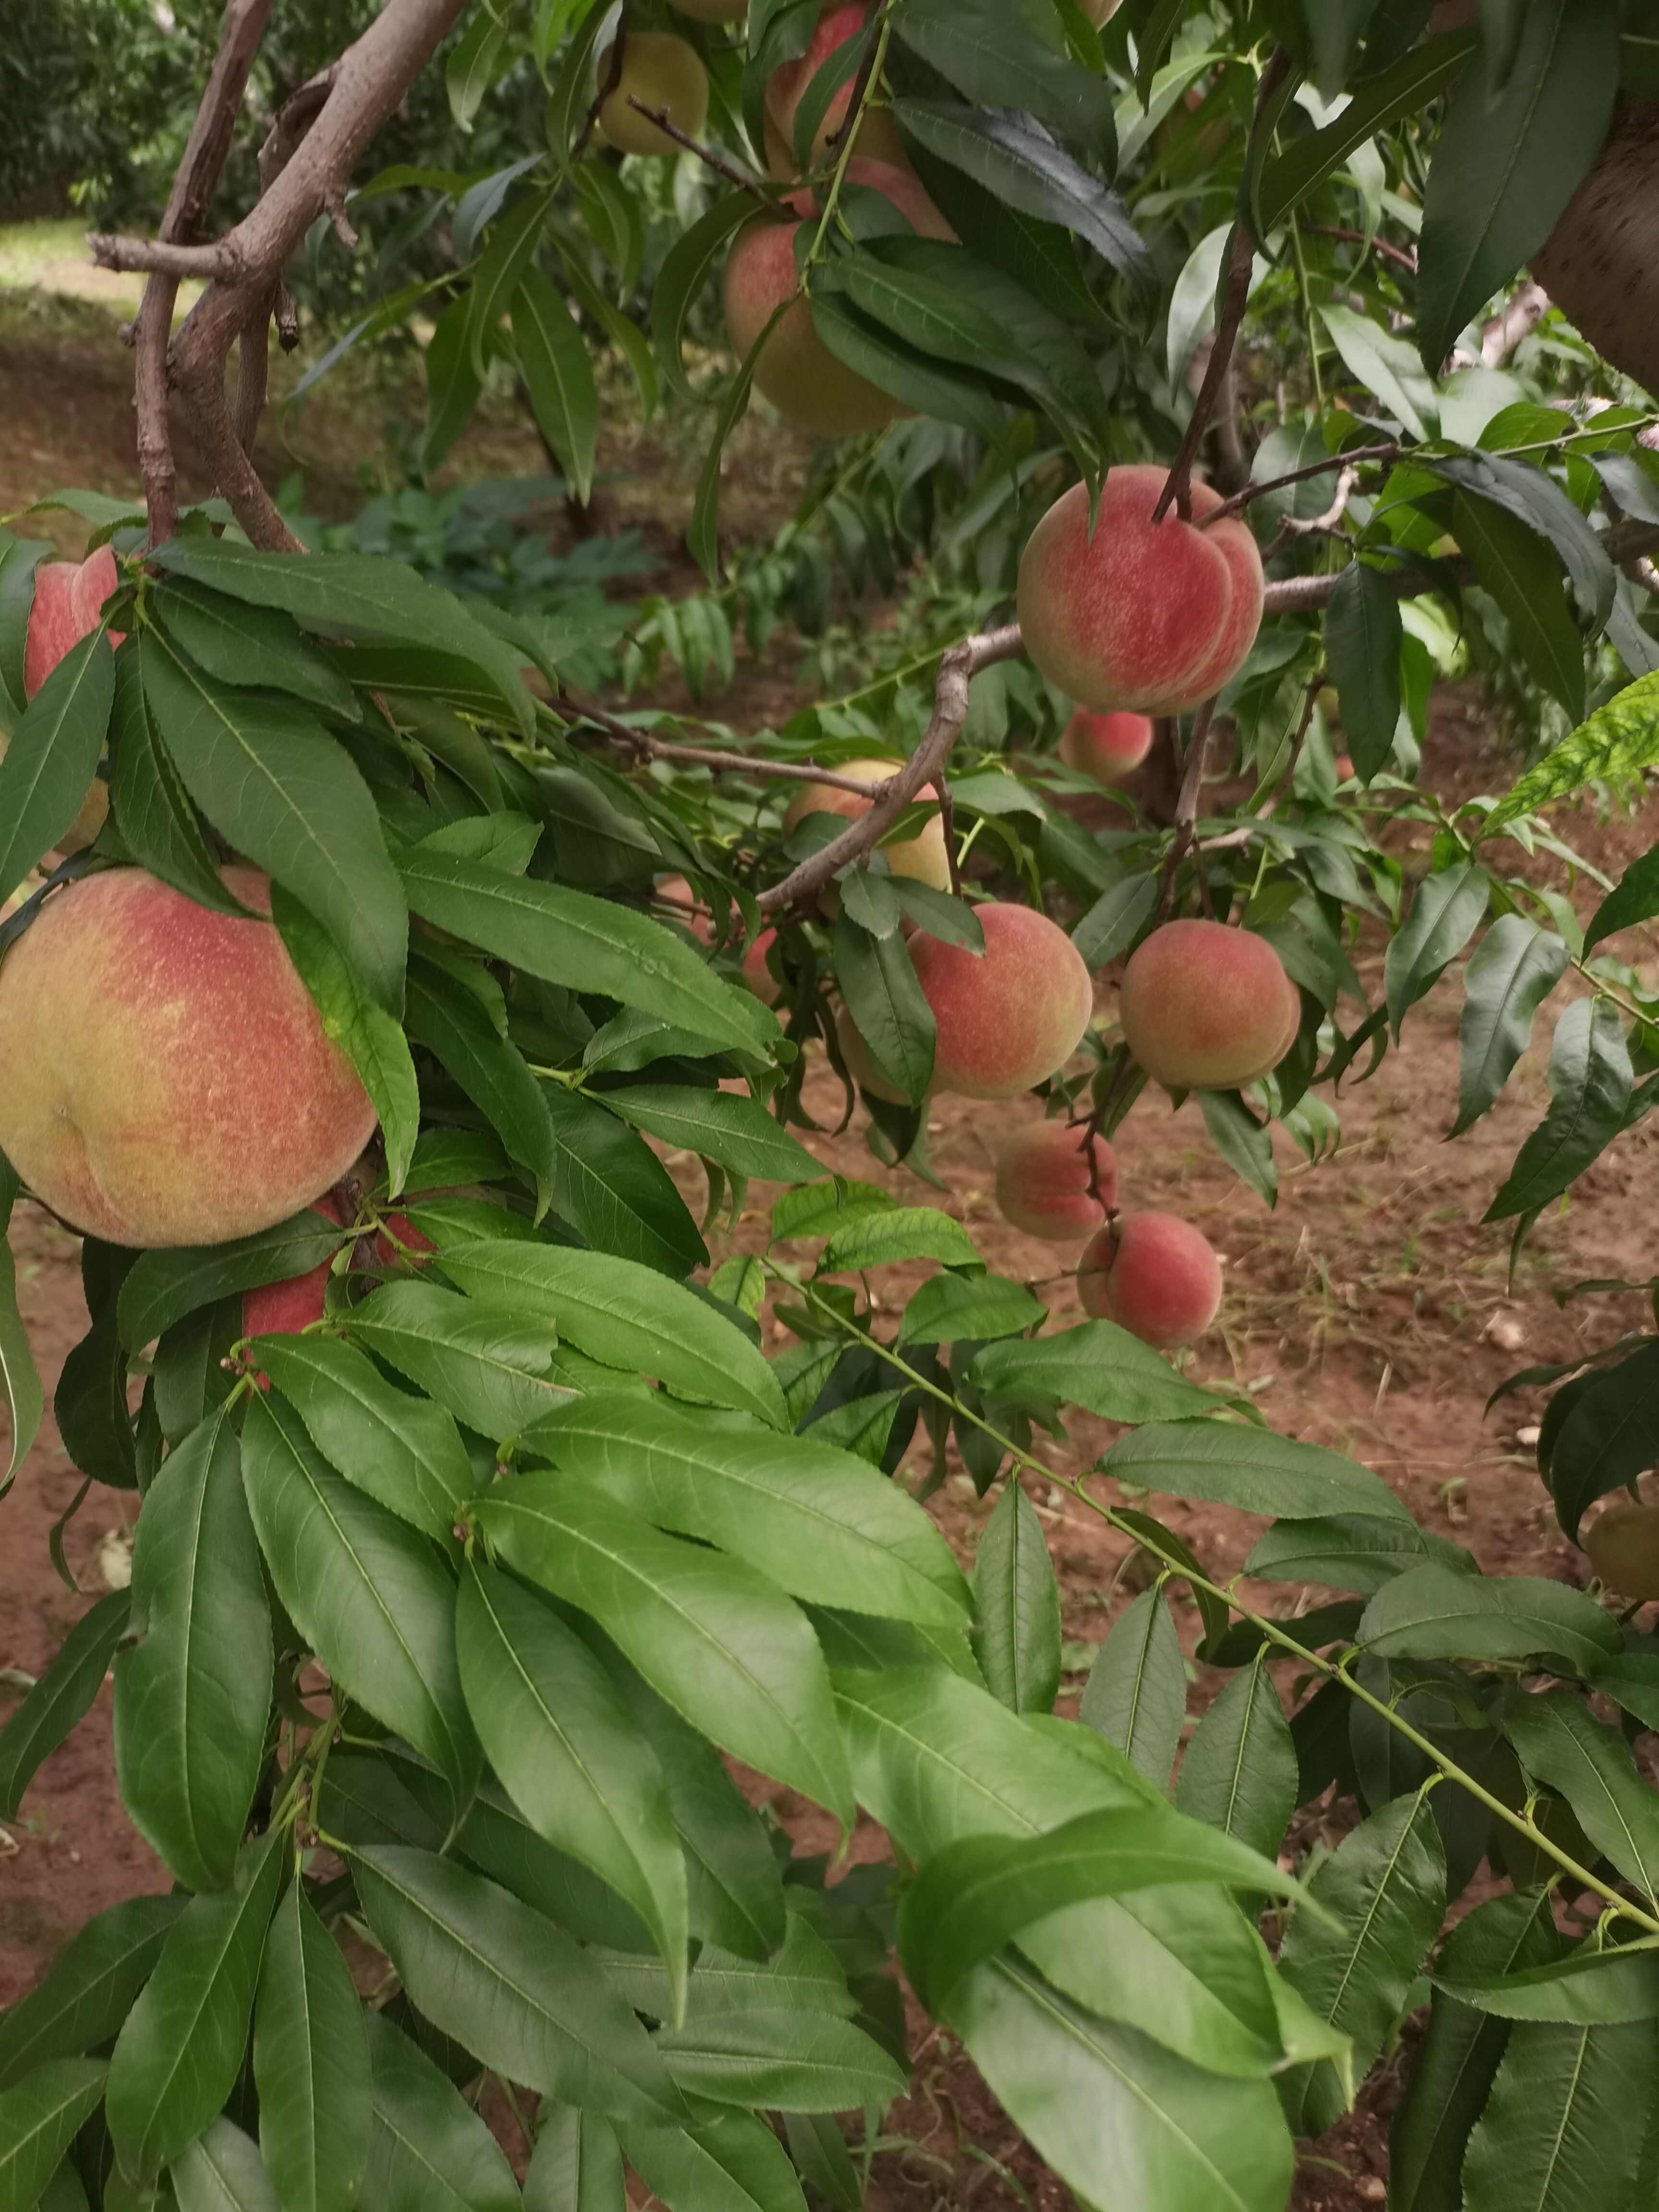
xmin=1584 ymin=1502 xmax=1659 ymax=1602
xmin=243 ymin=1194 xmax=347 ymax=1349
xmin=597 ymin=32 xmax=709 ymax=156
xmin=1118 ymin=918 xmax=1300 ymax=1092
xmin=0 ymin=867 xmax=377 ymax=1249
xmin=1058 ymin=708 xmax=1154 ymax=782
xmin=782 ymin=755 xmax=951 ymax=892
xmin=995 ymin=1121 xmax=1117 ymax=1241
xmin=834 ymin=1003 xmax=912 ymax=1104
xmin=1078 ymin=1212 xmax=1223 ymax=1349
xmin=910 ymin=902 xmax=1093 ymax=1100
xmin=1018 ymin=467 xmax=1264 ymax=713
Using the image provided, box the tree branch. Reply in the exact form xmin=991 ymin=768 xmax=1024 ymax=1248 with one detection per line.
xmin=552 ymin=692 xmax=927 ymax=797
xmin=623 ymin=101 xmax=768 ymax=197
xmin=1200 ymin=440 xmax=1399 ymax=527
xmin=756 ymin=625 xmax=1024 ymax=916
xmin=1304 ymin=222 xmax=1417 ymax=275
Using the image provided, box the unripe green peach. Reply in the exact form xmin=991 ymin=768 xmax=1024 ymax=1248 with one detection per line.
xmin=598 ymin=33 xmax=709 ymax=157
xmin=0 ymin=866 xmax=377 ymax=1250
xmin=1078 ymin=1212 xmax=1223 ymax=1349
xmin=1118 ymin=918 xmax=1300 ymax=1092
xmin=1584 ymin=1502 xmax=1659 ymax=1602
xmin=995 ymin=1121 xmax=1117 ymax=1241
xmin=1058 ymin=708 xmax=1154 ymax=782
xmin=1018 ymin=467 xmax=1264 ymax=714
xmin=782 ymin=757 xmax=951 ymax=892
xmin=911 ymin=902 xmax=1094 ymax=1100
xmin=834 ymin=1003 xmax=912 ymax=1104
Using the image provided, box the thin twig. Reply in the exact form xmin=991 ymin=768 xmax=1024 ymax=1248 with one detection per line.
xmin=90 ymin=234 xmax=247 ymax=279
xmin=623 ymin=100 xmax=768 ymax=197
xmin=1152 ymin=697 xmax=1216 ymax=925
xmin=1259 ymin=461 xmax=1359 ymax=562
xmin=1202 ymin=440 xmax=1398 ymax=527
xmin=573 ymin=4 xmax=629 ymax=161
xmin=935 ymin=768 xmax=962 ymax=897
xmin=1304 ymin=222 xmax=1417 ymax=275
xmin=553 ymin=692 xmax=913 ymax=796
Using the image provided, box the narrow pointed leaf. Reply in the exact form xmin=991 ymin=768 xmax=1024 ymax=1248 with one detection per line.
xmin=252 ymin=1886 xmax=371 ymax=2212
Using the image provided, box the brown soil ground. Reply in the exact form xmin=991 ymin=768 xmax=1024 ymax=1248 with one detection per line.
xmin=4 ymin=264 xmax=1658 ymax=2212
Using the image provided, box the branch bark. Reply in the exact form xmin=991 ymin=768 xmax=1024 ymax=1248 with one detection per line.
xmin=553 ymin=692 xmax=929 ymax=797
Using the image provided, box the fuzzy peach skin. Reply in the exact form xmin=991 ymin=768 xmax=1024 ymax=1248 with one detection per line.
xmin=597 ymin=32 xmax=709 ymax=156
xmin=656 ymin=873 xmax=714 ymax=943
xmin=782 ymin=755 xmax=951 ymax=891
xmin=1583 ymin=1501 xmax=1659 ymax=1602
xmin=910 ymin=902 xmax=1094 ymax=1100
xmin=723 ymin=161 xmax=951 ymax=437
xmin=1058 ymin=708 xmax=1154 ymax=781
xmin=0 ymin=866 xmax=377 ymax=1249
xmin=764 ymin=3 xmax=907 ymax=177
xmin=994 ymin=1121 xmax=1118 ymax=1241
xmin=1078 ymin=1212 xmax=1223 ymax=1349
xmin=834 ymin=1002 xmax=912 ymax=1104
xmin=743 ymin=927 xmax=783 ymax=1006
xmin=242 ymin=1193 xmax=346 ymax=1351
xmin=1017 ymin=469 xmax=1264 ymax=714
xmin=1118 ymin=918 xmax=1300 ymax=1092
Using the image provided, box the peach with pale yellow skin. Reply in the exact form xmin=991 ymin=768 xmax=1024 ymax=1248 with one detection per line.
xmin=995 ymin=1121 xmax=1117 ymax=1241
xmin=0 ymin=866 xmax=377 ymax=1249
xmin=763 ymin=4 xmax=907 ymax=178
xmin=724 ymin=162 xmax=951 ymax=437
xmin=911 ymin=902 xmax=1094 ymax=1100
xmin=782 ymin=755 xmax=951 ymax=893
xmin=1018 ymin=468 xmax=1264 ymax=714
xmin=1058 ymin=708 xmax=1154 ymax=782
xmin=1118 ymin=918 xmax=1300 ymax=1093
xmin=597 ymin=33 xmax=709 ymax=157
xmin=834 ymin=1002 xmax=912 ymax=1105
xmin=1078 ymin=1212 xmax=1223 ymax=1349
xmin=1584 ymin=1501 xmax=1659 ymax=1602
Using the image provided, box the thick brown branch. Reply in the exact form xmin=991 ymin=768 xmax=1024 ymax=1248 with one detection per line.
xmin=757 ymin=625 xmax=1024 ymax=917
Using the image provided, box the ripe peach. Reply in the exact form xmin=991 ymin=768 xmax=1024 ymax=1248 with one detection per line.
xmin=372 ymin=1209 xmax=436 ymax=1273
xmin=1584 ymin=1502 xmax=1659 ymax=1602
xmin=1334 ymin=753 xmax=1355 ymax=782
xmin=743 ymin=928 xmax=782 ymax=1006
xmin=242 ymin=1194 xmax=346 ymax=1349
xmin=1058 ymin=708 xmax=1154 ymax=782
xmin=1118 ymin=918 xmax=1299 ymax=1092
xmin=0 ymin=866 xmax=377 ymax=1250
xmin=910 ymin=902 xmax=1094 ymax=1100
xmin=995 ymin=1121 xmax=1117 ymax=1241
xmin=764 ymin=4 xmax=907 ymax=177
xmin=1017 ymin=468 xmax=1264 ymax=714
xmin=597 ymin=33 xmax=709 ymax=157
xmin=723 ymin=162 xmax=950 ymax=437
xmin=1078 ymin=1213 xmax=1223 ymax=1349
xmin=782 ymin=757 xmax=950 ymax=892
xmin=657 ymin=874 xmax=713 ymax=943
xmin=833 ymin=1002 xmax=911 ymax=1105
xmin=23 ymin=547 xmax=124 ymax=701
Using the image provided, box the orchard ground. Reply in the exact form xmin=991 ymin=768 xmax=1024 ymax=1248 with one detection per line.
xmin=3 ymin=237 xmax=1658 ymax=2212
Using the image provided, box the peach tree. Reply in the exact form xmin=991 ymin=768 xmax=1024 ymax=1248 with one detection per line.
xmin=6 ymin=3 xmax=1659 ymax=2211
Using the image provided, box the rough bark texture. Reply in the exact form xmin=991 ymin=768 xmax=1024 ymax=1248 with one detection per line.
xmin=1532 ymin=99 xmax=1659 ymax=402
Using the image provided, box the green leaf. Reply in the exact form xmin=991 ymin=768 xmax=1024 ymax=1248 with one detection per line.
xmin=897 ymin=1273 xmax=1046 ymax=1346
xmin=1586 ymin=844 xmax=1659 ymax=954
xmin=1432 ymin=452 xmax=1613 ymax=627
xmin=1490 ymin=666 xmax=1659 ymax=829
xmin=148 ymin=539 xmax=534 ymax=740
xmin=344 ymin=1278 xmax=569 ymax=1441
xmin=1242 ymin=1513 xmax=1473 ymax=1595
xmin=348 ymin=1845 xmax=684 ymax=2125
xmin=1196 ymin=1090 xmax=1276 ymax=1210
xmin=770 ymin=1178 xmax=894 ymax=1243
xmin=140 ymin=629 xmax=406 ymax=1015
xmin=465 ymin=188 xmax=554 ymax=380
xmin=421 ymin=295 xmax=483 ymax=478
xmin=1320 ymin=304 xmax=1438 ymax=442
xmin=0 ymin=2061 xmax=108 ymax=2212
xmin=1173 ymin=1655 xmax=1298 ymax=1866
xmin=1500 ymin=1689 xmax=1659 ymax=1903
xmin=1390 ymin=1887 xmax=1561 ymax=2212
xmin=405 ymin=965 xmax=556 ymax=1214
xmin=252 ymin=1333 xmax=472 ymax=1543
xmin=240 ymin=1392 xmax=479 ymax=1804
xmin=972 ymin=1481 xmax=1061 ymax=1716
xmin=437 ymin=1240 xmax=787 ymax=1429
xmin=1078 ymin=1589 xmax=1185 ymax=1789
xmin=1452 ymin=489 xmax=1587 ymax=719
xmin=0 ymin=1896 xmax=181 ymax=2091
xmin=107 ymin=1834 xmax=285 ymax=2183
xmin=513 ymin=269 xmax=599 ymax=507
xmin=818 ymin=1207 xmax=981 ymax=1274
xmin=113 ymin=1408 xmax=270 ymax=1893
xmin=116 ymin=1211 xmax=348 ymax=1351
xmin=1461 ymin=2017 xmax=1658 ymax=2212
xmin=446 ymin=9 xmax=507 ymax=129
xmin=688 ymin=309 xmax=767 ymax=588
xmin=1359 ymin=1563 xmax=1621 ymax=1671
xmin=456 ymin=1562 xmax=688 ymax=2019
xmin=618 ymin=2113 xmax=803 ymax=2212
xmin=475 ymin=1479 xmax=853 ymax=1825
xmin=943 ymin=1957 xmax=1294 ymax=2212
xmin=252 ymin=1886 xmax=371 ymax=2212
xmin=600 ymin=1087 xmax=823 ymax=1188
xmin=109 ymin=643 xmax=240 ymax=914
xmin=1485 ymin=998 xmax=1632 ymax=1221
xmin=540 ymin=1084 xmax=707 ymax=1277
xmin=1417 ymin=0 xmax=1620 ymax=373
xmin=151 ymin=582 xmax=360 ymax=721
xmin=1452 ymin=915 xmax=1570 ymax=1135
xmin=1277 ymin=1795 xmax=1446 ymax=2135
xmin=650 ymin=194 xmax=755 ymax=408
xmin=967 ymin=1327 xmax=1226 ymax=1426
xmin=596 ymin=1911 xmax=854 ymax=2025
xmin=521 ymin=1393 xmax=969 ymax=1627
xmin=0 ymin=533 xmax=50 ymax=724
xmin=1436 ymin=1942 xmax=1659 ymax=2025
xmin=170 ymin=2118 xmax=279 ymax=2212
xmin=1255 ymin=29 xmax=1475 ymax=234
xmin=362 ymin=2010 xmax=519 ymax=2212
xmin=0 ymin=630 xmax=113 ymax=907
xmin=1070 ymin=875 xmax=1159 ymax=971
xmin=1324 ymin=563 xmax=1404 ymax=782
xmin=650 ymin=2011 xmax=904 ymax=2116
xmin=832 ymin=914 xmax=934 ymax=1104
xmin=0 ymin=1588 xmax=130 ymax=1822
xmin=811 ymin=294 xmax=1009 ymax=438
xmin=397 ymin=849 xmax=774 ymax=1058
xmin=894 ymin=0 xmax=1117 ymax=156
xmin=1385 ymin=863 xmax=1491 ymax=1036
xmin=1101 ymin=1422 xmax=1415 ymax=1522
xmin=1540 ymin=1340 xmax=1659 ymax=1539
xmin=0 ymin=1175 xmax=42 ymax=1503
xmin=899 ymin=1803 xmax=1298 ymax=2016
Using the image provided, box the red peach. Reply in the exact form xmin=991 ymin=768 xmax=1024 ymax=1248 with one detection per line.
xmin=242 ymin=1193 xmax=347 ymax=1349
xmin=1118 ymin=919 xmax=1299 ymax=1092
xmin=0 ymin=866 xmax=377 ymax=1249
xmin=1334 ymin=753 xmax=1355 ymax=782
xmin=743 ymin=928 xmax=783 ymax=1006
xmin=764 ymin=5 xmax=907 ymax=176
xmin=372 ymin=1210 xmax=436 ymax=1274
xmin=910 ymin=902 xmax=1094 ymax=1100
xmin=657 ymin=874 xmax=714 ymax=944
xmin=994 ymin=1121 xmax=1118 ymax=1241
xmin=1078 ymin=1212 xmax=1223 ymax=1349
xmin=23 ymin=546 xmax=124 ymax=700
xmin=1058 ymin=709 xmax=1154 ymax=782
xmin=1017 ymin=468 xmax=1264 ymax=714
xmin=834 ymin=1002 xmax=912 ymax=1105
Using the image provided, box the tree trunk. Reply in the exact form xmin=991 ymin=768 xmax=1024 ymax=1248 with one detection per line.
xmin=1531 ymin=99 xmax=1659 ymax=401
